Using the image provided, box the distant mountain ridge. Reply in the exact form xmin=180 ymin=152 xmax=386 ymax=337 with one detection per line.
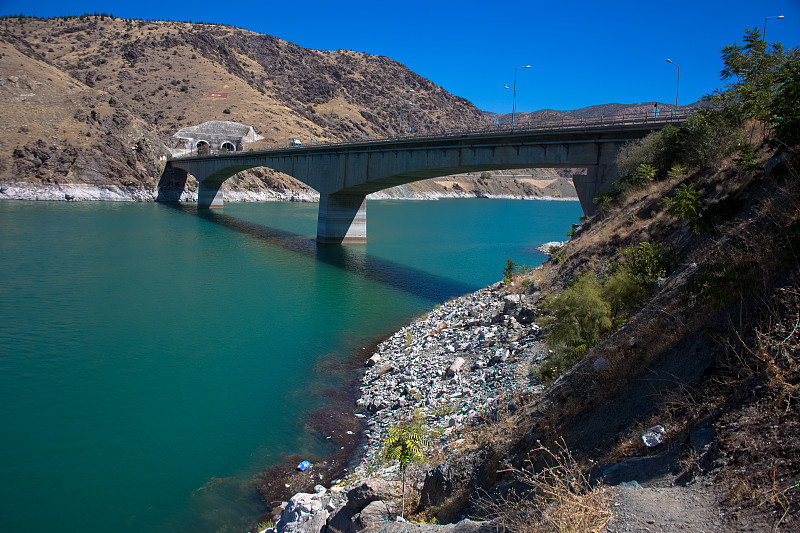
xmin=484 ymin=100 xmax=697 ymax=126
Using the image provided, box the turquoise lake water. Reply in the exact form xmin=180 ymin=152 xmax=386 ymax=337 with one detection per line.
xmin=0 ymin=198 xmax=582 ymax=532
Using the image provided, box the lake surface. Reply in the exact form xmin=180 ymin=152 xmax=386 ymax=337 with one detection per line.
xmin=0 ymin=198 xmax=581 ymax=532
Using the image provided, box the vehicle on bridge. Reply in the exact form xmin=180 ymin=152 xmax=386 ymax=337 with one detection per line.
xmin=289 ymin=139 xmax=303 ymax=147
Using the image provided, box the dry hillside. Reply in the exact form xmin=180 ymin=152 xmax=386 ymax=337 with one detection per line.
xmin=405 ymin=134 xmax=800 ymax=531
xmin=0 ymin=15 xmax=582 ymax=201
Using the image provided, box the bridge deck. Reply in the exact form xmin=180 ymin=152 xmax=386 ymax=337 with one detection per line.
xmin=161 ymin=110 xmax=693 ymax=243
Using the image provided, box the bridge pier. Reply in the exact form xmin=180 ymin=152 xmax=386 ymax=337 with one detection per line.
xmin=573 ymin=159 xmax=622 ymax=217
xmin=316 ymin=193 xmax=367 ymax=244
xmin=198 ymin=181 xmax=225 ymax=209
xmin=156 ymin=165 xmax=189 ymax=202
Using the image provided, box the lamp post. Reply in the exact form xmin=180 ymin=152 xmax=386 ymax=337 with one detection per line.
xmin=504 ymin=65 xmax=530 ymax=132
xmin=763 ymin=15 xmax=784 ymax=41
xmin=666 ymin=59 xmax=679 ymax=109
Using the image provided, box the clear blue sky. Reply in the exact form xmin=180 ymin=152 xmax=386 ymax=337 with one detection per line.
xmin=1 ymin=0 xmax=798 ymax=113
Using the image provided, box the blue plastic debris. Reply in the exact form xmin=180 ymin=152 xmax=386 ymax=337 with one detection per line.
xmin=297 ymin=460 xmax=311 ymax=472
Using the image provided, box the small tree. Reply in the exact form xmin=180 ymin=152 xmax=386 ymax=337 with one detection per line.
xmin=542 ymin=274 xmax=612 ymax=351
xmin=602 ymin=268 xmax=645 ymax=329
xmin=769 ymin=56 xmax=800 ymax=148
xmin=502 ymin=258 xmax=522 ymax=284
xmin=382 ymin=420 xmax=430 ymax=518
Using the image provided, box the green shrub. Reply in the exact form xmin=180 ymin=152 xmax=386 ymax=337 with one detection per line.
xmin=602 ymin=268 xmax=646 ymax=329
xmin=546 ymin=244 xmax=565 ymax=263
xmin=542 ymin=274 xmax=611 ymax=352
xmin=676 ymin=109 xmax=742 ymax=169
xmin=536 ymin=244 xmax=668 ymax=383
xmin=617 ymin=125 xmax=679 ymax=177
xmin=623 ymin=163 xmax=657 ymax=187
xmin=734 ymin=142 xmax=761 ymax=173
xmin=769 ymin=56 xmax=800 ymax=149
xmin=660 ymin=183 xmax=706 ymax=233
xmin=431 ymin=403 xmax=456 ymax=417
xmin=403 ymin=331 xmax=414 ymax=348
xmin=382 ymin=412 xmax=430 ymax=518
xmin=592 ymin=188 xmax=621 ymax=209
xmin=621 ymin=242 xmax=670 ymax=288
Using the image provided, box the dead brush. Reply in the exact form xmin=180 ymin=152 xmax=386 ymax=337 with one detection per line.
xmin=759 ymin=461 xmax=800 ymax=531
xmin=458 ymin=393 xmax=532 ymax=452
xmin=476 ymin=440 xmax=610 ymax=533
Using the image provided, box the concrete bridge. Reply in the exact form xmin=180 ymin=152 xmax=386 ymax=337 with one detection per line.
xmin=158 ymin=112 xmax=689 ymax=244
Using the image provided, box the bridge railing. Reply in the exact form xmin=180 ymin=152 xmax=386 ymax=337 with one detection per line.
xmin=172 ymin=109 xmax=696 ymax=159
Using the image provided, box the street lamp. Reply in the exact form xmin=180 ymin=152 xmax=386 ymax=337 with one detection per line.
xmin=666 ymin=59 xmax=679 ymax=109
xmin=505 ymin=65 xmax=530 ymax=132
xmin=763 ymin=15 xmax=784 ymax=41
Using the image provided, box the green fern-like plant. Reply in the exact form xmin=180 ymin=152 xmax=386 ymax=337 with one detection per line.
xmin=734 ymin=142 xmax=761 ymax=173
xmin=667 ymin=164 xmax=688 ymax=180
xmin=660 ymin=183 xmax=706 ymax=233
xmin=592 ymin=188 xmax=622 ymax=209
xmin=382 ymin=422 xmax=430 ymax=518
xmin=682 ymin=261 xmax=760 ymax=308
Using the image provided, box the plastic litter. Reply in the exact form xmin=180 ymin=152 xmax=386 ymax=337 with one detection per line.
xmin=297 ymin=460 xmax=311 ymax=471
xmin=313 ymin=484 xmax=326 ymax=494
xmin=641 ymin=425 xmax=666 ymax=447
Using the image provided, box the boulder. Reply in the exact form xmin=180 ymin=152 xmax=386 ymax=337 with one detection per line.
xmin=502 ymin=294 xmax=518 ymax=315
xmin=328 ymin=479 xmax=399 ymax=533
xmin=447 ymin=357 xmax=466 ymax=377
xmin=273 ymin=492 xmax=329 ymax=533
xmin=346 ymin=479 xmax=398 ymax=510
xmin=353 ymin=500 xmax=393 ymax=530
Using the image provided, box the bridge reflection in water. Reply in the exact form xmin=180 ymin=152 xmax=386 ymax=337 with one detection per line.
xmin=163 ymin=203 xmax=479 ymax=302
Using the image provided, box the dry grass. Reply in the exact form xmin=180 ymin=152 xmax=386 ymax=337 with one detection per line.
xmin=475 ymin=440 xmax=610 ymax=533
xmin=450 ymin=392 xmax=535 ymax=454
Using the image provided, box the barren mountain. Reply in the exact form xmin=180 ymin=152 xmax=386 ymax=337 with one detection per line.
xmin=0 ymin=14 xmax=580 ymax=201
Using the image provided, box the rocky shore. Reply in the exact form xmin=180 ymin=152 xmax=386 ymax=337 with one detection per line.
xmin=0 ymin=181 xmax=577 ymax=204
xmin=0 ymin=182 xmax=319 ymax=203
xmin=264 ymin=280 xmax=546 ymax=533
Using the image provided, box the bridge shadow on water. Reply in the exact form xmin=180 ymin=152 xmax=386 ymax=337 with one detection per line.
xmin=161 ymin=203 xmax=480 ymax=303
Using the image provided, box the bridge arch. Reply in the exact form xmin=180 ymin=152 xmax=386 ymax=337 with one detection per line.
xmin=161 ymin=116 xmax=686 ymax=243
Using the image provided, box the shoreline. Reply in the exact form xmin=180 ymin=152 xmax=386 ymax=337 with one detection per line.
xmin=252 ymin=340 xmax=386 ymax=523
xmin=262 ymin=280 xmax=549 ymax=532
xmin=347 ymin=282 xmax=546 ymax=478
xmin=0 ymin=182 xmax=579 ymax=204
